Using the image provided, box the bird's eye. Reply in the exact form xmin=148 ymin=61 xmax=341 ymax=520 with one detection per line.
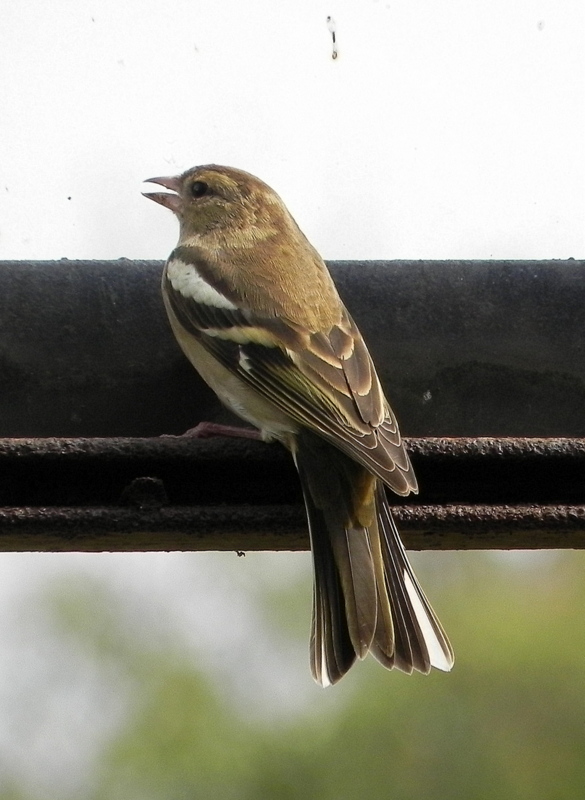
xmin=190 ymin=180 xmax=209 ymax=198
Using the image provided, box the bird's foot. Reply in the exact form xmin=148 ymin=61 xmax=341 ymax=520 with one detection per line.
xmin=162 ymin=422 xmax=262 ymax=440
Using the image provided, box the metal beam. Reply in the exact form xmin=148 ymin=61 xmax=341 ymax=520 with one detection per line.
xmin=1 ymin=260 xmax=584 ymax=438
xmin=0 ymin=260 xmax=583 ymax=552
xmin=0 ymin=437 xmax=583 ymax=552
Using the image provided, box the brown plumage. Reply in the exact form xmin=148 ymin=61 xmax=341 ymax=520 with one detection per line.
xmin=144 ymin=164 xmax=454 ymax=685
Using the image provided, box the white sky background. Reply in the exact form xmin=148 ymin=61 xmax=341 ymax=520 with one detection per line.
xmin=0 ymin=1 xmax=584 ymax=796
xmin=0 ymin=0 xmax=583 ymax=261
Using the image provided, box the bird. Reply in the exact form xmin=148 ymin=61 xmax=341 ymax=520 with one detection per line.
xmin=143 ymin=164 xmax=454 ymax=686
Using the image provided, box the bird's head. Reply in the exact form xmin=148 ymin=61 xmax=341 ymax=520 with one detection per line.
xmin=143 ymin=164 xmax=290 ymax=246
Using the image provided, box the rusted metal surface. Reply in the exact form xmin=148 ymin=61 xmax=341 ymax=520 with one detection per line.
xmin=0 ymin=503 xmax=583 ymax=553
xmin=1 ymin=260 xmax=584 ymax=551
xmin=1 ymin=260 xmax=584 ymax=438
xmin=0 ymin=436 xmax=583 ymax=552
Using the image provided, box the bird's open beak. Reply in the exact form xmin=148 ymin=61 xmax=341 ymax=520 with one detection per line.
xmin=142 ymin=175 xmax=182 ymax=213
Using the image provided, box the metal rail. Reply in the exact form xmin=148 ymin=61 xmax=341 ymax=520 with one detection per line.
xmin=0 ymin=260 xmax=583 ymax=552
xmin=0 ymin=437 xmax=582 ymax=552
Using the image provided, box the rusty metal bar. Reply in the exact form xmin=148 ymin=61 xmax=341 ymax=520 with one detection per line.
xmin=1 ymin=504 xmax=584 ymax=553
xmin=0 ymin=436 xmax=582 ymax=552
xmin=0 ymin=260 xmax=584 ymax=552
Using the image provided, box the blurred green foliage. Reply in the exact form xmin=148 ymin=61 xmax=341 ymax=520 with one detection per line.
xmin=6 ymin=550 xmax=585 ymax=800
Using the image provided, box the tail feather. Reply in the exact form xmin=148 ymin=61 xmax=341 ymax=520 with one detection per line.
xmin=372 ymin=483 xmax=454 ymax=674
xmin=294 ymin=434 xmax=453 ymax=686
xmin=367 ymin=523 xmax=396 ymax=663
xmin=304 ymin=487 xmax=356 ymax=685
xmin=328 ymin=525 xmax=377 ymax=659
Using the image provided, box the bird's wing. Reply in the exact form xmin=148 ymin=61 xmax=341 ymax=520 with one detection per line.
xmin=164 ymin=272 xmax=417 ymax=496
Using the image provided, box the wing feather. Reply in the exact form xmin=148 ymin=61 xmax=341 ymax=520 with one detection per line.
xmin=164 ymin=272 xmax=417 ymax=495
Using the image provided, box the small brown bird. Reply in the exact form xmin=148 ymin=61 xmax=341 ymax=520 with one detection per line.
xmin=143 ymin=165 xmax=453 ymax=685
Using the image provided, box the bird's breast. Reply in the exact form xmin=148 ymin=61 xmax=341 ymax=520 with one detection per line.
xmin=164 ymin=300 xmax=298 ymax=443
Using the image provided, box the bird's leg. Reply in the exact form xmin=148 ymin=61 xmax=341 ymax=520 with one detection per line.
xmin=163 ymin=421 xmax=262 ymax=440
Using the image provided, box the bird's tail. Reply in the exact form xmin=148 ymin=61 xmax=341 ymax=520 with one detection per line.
xmin=293 ymin=433 xmax=453 ymax=686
